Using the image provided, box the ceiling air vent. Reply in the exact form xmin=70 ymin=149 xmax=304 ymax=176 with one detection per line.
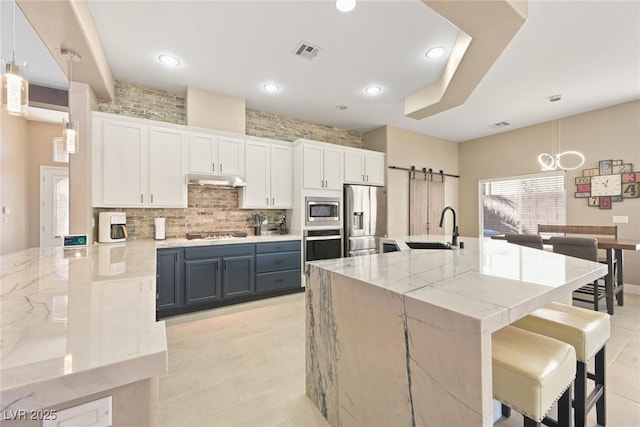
xmin=293 ymin=41 xmax=322 ymax=60
xmin=490 ymin=121 xmax=510 ymax=129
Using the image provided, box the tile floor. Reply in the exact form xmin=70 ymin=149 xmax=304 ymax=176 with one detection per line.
xmin=160 ymin=292 xmax=640 ymax=427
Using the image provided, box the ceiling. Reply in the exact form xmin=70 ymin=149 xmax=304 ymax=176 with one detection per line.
xmin=2 ymin=0 xmax=639 ymax=142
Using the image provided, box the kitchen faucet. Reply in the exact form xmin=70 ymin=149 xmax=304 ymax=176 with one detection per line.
xmin=439 ymin=206 xmax=459 ymax=247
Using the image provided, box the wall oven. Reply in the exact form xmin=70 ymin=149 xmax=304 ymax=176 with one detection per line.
xmin=304 ymin=229 xmax=343 ymax=262
xmin=305 ymin=197 xmax=341 ymax=227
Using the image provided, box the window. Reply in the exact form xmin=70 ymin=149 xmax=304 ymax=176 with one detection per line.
xmin=479 ymin=172 xmax=566 ymax=236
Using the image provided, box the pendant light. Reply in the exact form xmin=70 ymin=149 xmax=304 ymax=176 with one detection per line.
xmin=1 ymin=0 xmax=29 ymax=116
xmin=61 ymin=48 xmax=81 ymax=154
xmin=537 ymin=95 xmax=585 ymax=171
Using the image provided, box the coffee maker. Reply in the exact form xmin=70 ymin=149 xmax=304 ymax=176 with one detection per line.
xmin=99 ymin=212 xmax=128 ymax=243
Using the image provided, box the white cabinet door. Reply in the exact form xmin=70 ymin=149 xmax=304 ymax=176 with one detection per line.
xmin=102 ymin=120 xmax=147 ymax=206
xmin=270 ymin=145 xmax=293 ymax=208
xmin=365 ymin=153 xmax=385 ymax=186
xmin=188 ymin=132 xmax=217 ymax=174
xmin=303 ymin=145 xmax=324 ymax=189
xmin=218 ymin=136 xmax=245 ymax=176
xmin=323 ymin=146 xmax=343 ymax=190
xmin=243 ymin=141 xmax=270 ymax=207
xmin=149 ymin=126 xmax=186 ymax=207
xmin=344 ymin=150 xmax=365 ymax=184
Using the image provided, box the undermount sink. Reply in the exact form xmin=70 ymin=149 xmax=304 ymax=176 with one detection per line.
xmin=406 ymin=241 xmax=455 ymax=250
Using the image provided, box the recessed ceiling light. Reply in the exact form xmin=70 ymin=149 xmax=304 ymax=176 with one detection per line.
xmin=263 ymin=83 xmax=279 ymax=93
xmin=425 ymin=46 xmax=446 ymax=59
xmin=336 ymin=105 xmax=348 ymax=111
xmin=364 ymin=86 xmax=382 ymax=95
xmin=336 ymin=0 xmax=356 ymax=13
xmin=158 ymin=54 xmax=180 ymax=67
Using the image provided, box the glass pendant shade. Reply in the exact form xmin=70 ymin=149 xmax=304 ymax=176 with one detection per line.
xmin=1 ymin=57 xmax=28 ymax=116
xmin=63 ymin=118 xmax=79 ymax=154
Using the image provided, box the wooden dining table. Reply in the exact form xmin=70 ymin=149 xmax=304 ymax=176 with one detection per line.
xmin=494 ymin=234 xmax=640 ymax=314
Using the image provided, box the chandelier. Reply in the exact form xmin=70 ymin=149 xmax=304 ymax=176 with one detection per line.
xmin=537 ymin=95 xmax=585 ymax=171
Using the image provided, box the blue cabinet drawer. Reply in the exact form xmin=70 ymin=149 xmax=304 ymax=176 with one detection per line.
xmin=255 ymin=269 xmax=301 ymax=293
xmin=256 ymin=240 xmax=301 ymax=254
xmin=256 ymin=251 xmax=300 ymax=273
xmin=184 ymin=243 xmax=254 ymax=259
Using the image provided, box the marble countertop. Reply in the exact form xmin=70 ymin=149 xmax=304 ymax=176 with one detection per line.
xmin=157 ymin=233 xmax=301 ymax=248
xmin=0 ymin=241 xmax=167 ymax=411
xmin=309 ymin=235 xmax=608 ymax=332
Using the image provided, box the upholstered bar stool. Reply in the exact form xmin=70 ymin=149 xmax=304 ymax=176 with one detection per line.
xmin=513 ymin=303 xmax=609 ymax=427
xmin=493 ymin=326 xmax=576 ymax=427
xmin=505 ymin=233 xmax=544 ymax=250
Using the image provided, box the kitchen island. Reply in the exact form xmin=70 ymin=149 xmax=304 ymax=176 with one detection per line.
xmin=305 ymin=236 xmax=607 ymax=427
xmin=0 ymin=241 xmax=166 ymax=425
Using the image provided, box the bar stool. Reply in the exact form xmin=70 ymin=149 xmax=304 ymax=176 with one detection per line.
xmin=513 ymin=303 xmax=609 ymax=427
xmin=493 ymin=326 xmax=576 ymax=427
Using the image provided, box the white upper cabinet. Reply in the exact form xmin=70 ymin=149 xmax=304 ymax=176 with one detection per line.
xmin=101 ymin=119 xmax=148 ymax=207
xmin=240 ymin=140 xmax=292 ymax=209
xmin=187 ymin=132 xmax=245 ymax=176
xmin=148 ymin=126 xmax=187 ymax=207
xmin=344 ymin=149 xmax=385 ymax=186
xmin=218 ymin=136 xmax=245 ymax=176
xmin=302 ymin=144 xmax=343 ymax=190
xmin=93 ymin=114 xmax=187 ymax=208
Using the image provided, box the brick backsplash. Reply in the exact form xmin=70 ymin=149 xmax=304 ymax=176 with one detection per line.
xmin=95 ymin=186 xmax=286 ymax=239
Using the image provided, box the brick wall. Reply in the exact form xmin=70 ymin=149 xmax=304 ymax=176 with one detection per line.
xmin=96 ymin=186 xmax=286 ymax=239
xmin=246 ymin=109 xmax=363 ymax=147
xmin=94 ymin=81 xmax=363 ymax=237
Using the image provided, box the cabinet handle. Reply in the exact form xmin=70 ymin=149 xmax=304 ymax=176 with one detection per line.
xmin=366 ymin=175 xmax=369 ymax=182
xmin=266 ymin=197 xmax=269 ymax=205
xmin=141 ymin=194 xmax=144 ymax=203
xmin=151 ymin=194 xmax=154 ymax=204
xmin=275 ymin=260 xmax=283 ymax=264
xmin=275 ymin=278 xmax=284 ymax=283
xmin=272 ymin=197 xmax=275 ymax=205
xmin=220 ymin=164 xmax=223 ymax=172
xmin=212 ymin=163 xmax=215 ymax=172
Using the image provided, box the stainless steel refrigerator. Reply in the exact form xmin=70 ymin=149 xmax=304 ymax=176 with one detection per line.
xmin=344 ymin=185 xmax=387 ymax=256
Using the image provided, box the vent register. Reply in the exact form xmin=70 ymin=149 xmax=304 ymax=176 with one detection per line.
xmin=294 ymin=41 xmax=322 ymax=59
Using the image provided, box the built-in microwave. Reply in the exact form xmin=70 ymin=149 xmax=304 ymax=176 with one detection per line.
xmin=305 ymin=197 xmax=341 ymax=227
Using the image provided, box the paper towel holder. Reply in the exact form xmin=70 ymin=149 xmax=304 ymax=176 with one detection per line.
xmin=154 ymin=217 xmax=166 ymax=240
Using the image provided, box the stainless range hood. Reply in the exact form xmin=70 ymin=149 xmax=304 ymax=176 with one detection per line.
xmin=187 ymin=174 xmax=247 ymax=188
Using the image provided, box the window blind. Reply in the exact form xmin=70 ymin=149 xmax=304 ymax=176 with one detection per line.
xmin=480 ymin=173 xmax=566 ymax=236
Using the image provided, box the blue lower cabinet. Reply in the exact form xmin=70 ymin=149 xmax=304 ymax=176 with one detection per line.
xmin=185 ymin=258 xmax=222 ymax=305
xmin=223 ymin=255 xmax=254 ymax=298
xmin=157 ymin=240 xmax=301 ymax=318
xmin=157 ymin=249 xmax=182 ymax=310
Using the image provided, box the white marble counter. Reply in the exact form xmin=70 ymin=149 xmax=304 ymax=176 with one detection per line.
xmin=156 ymin=233 xmax=301 ymax=249
xmin=305 ymin=236 xmax=608 ymax=426
xmin=0 ymin=241 xmax=167 ymax=411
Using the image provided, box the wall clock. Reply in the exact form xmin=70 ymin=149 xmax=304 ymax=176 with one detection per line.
xmin=574 ymin=159 xmax=640 ymax=209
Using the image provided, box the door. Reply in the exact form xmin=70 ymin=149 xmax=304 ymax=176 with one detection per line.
xmin=365 ymin=154 xmax=385 ymax=185
xmin=270 ymin=145 xmax=293 ymax=208
xmin=157 ymin=249 xmax=182 ymax=310
xmin=410 ymin=177 xmax=444 ymax=235
xmin=243 ymin=141 xmax=269 ymax=207
xmin=218 ymin=136 xmax=245 ymax=175
xmin=103 ymin=120 xmax=147 ymax=206
xmin=188 ymin=131 xmax=217 ymax=174
xmin=40 ymin=166 xmax=69 ymax=247
xmin=148 ymin=126 xmax=186 ymax=207
xmin=222 ymin=255 xmax=254 ymax=299
xmin=185 ymin=258 xmax=222 ymax=304
xmin=303 ymin=145 xmax=324 ymax=189
xmin=323 ymin=147 xmax=343 ymax=190
xmin=344 ymin=150 xmax=365 ymax=184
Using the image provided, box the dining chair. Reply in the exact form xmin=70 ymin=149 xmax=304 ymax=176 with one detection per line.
xmin=550 ymin=236 xmax=609 ymax=311
xmin=505 ymin=233 xmax=544 ymax=250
